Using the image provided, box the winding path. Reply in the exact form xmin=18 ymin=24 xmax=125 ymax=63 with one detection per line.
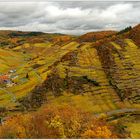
xmin=94 ymin=108 xmax=140 ymax=119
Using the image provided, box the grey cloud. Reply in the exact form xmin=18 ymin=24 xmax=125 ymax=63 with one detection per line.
xmin=0 ymin=1 xmax=140 ymax=35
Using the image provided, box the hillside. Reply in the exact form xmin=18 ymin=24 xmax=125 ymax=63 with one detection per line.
xmin=128 ymin=24 xmax=140 ymax=46
xmin=0 ymin=30 xmax=75 ymax=49
xmin=78 ymin=31 xmax=116 ymax=42
xmin=0 ymin=25 xmax=140 ymax=138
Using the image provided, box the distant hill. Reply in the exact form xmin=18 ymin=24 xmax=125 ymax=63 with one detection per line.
xmin=0 ymin=30 xmax=75 ymax=48
xmin=78 ymin=30 xmax=117 ymax=42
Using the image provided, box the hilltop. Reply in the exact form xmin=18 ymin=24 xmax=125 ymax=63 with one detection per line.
xmin=78 ymin=30 xmax=116 ymax=42
xmin=0 ymin=25 xmax=140 ymax=138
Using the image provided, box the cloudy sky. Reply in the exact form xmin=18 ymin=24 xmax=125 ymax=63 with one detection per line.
xmin=0 ymin=1 xmax=140 ymax=35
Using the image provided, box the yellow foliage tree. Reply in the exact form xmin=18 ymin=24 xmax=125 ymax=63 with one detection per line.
xmin=0 ymin=105 xmax=127 ymax=138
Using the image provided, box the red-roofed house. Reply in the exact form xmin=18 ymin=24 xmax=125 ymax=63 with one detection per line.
xmin=0 ymin=75 xmax=10 ymax=84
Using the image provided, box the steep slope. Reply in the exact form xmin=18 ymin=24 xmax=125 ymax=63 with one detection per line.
xmin=128 ymin=24 xmax=140 ymax=46
xmin=19 ymin=39 xmax=140 ymax=113
xmin=96 ymin=38 xmax=140 ymax=104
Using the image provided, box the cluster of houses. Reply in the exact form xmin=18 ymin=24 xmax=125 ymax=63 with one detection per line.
xmin=0 ymin=69 xmax=18 ymax=87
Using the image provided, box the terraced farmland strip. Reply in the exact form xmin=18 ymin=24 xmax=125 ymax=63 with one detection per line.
xmin=111 ymin=39 xmax=140 ymax=103
xmin=62 ymin=44 xmax=123 ymax=112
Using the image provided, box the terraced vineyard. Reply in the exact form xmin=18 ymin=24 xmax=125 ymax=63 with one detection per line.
xmin=0 ymin=27 xmax=140 ymax=138
xmin=49 ymin=40 xmax=140 ymax=114
xmin=0 ymin=41 xmax=80 ymax=108
xmin=110 ymin=39 xmax=140 ymax=105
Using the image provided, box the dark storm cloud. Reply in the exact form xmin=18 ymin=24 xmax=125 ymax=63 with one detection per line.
xmin=0 ymin=1 xmax=140 ymax=35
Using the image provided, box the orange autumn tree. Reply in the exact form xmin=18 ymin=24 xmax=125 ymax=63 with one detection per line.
xmin=0 ymin=105 xmax=128 ymax=139
xmin=81 ymin=117 xmax=117 ymax=138
xmin=0 ymin=114 xmax=32 ymax=138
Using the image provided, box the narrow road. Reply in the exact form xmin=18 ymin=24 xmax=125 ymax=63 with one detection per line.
xmin=94 ymin=108 xmax=140 ymax=118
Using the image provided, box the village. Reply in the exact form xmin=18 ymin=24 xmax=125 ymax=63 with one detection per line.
xmin=0 ymin=69 xmax=18 ymax=88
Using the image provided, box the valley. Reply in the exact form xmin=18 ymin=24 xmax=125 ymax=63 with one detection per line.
xmin=0 ymin=25 xmax=140 ymax=138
